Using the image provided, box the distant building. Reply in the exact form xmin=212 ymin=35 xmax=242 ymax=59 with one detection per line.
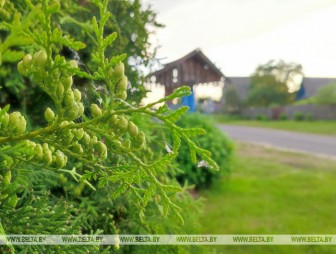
xmin=299 ymin=77 xmax=336 ymax=99
xmin=149 ymin=49 xmax=225 ymax=111
xmin=223 ymin=76 xmax=336 ymax=102
xmin=224 ymin=77 xmax=250 ymax=100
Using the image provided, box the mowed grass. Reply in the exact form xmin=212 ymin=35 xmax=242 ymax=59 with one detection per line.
xmin=199 ymin=143 xmax=336 ymax=254
xmin=212 ymin=115 xmax=336 ymax=136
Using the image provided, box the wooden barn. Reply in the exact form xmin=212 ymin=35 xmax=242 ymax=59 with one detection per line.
xmin=150 ymin=49 xmax=225 ymax=97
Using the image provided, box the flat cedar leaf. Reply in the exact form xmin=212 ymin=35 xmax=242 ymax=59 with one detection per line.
xmin=167 ymin=86 xmax=191 ymax=100
xmin=164 ymin=106 xmax=189 ymax=123
xmin=2 ymin=49 xmax=25 ymax=63
xmin=47 ymin=3 xmax=60 ymax=15
xmin=157 ymin=204 xmax=164 ymax=216
xmin=172 ymin=130 xmax=181 ymax=153
xmin=59 ymin=16 xmax=92 ymax=30
xmin=98 ymin=66 xmax=105 ymax=77
xmin=196 ymin=146 xmax=211 ymax=157
xmin=72 ymin=41 xmax=86 ymax=50
xmin=162 ymin=184 xmax=182 ymax=192
xmin=91 ymin=52 xmax=99 ymax=63
xmin=188 ymin=142 xmax=197 ymax=163
xmin=73 ymin=69 xmax=92 ymax=79
xmin=200 ymin=154 xmax=219 ymax=171
xmin=207 ymin=157 xmax=219 ymax=171
xmin=0 ymin=105 xmax=10 ymax=119
xmin=112 ymin=184 xmax=129 ymax=199
xmin=0 ymin=22 xmax=12 ymax=31
xmin=81 ymin=171 xmax=93 ymax=181
xmin=102 ymin=32 xmax=117 ymax=48
xmin=52 ymin=29 xmax=86 ymax=50
xmin=97 ymin=177 xmax=108 ymax=188
xmin=12 ymin=36 xmax=33 ymax=46
xmin=93 ymin=71 xmax=102 ymax=79
xmin=54 ymin=55 xmax=66 ymax=65
xmin=92 ymin=16 xmax=99 ymax=34
xmin=139 ymin=209 xmax=146 ymax=223
xmin=163 ymin=203 xmax=169 ymax=217
xmin=108 ymin=174 xmax=122 ymax=183
xmin=142 ymin=189 xmax=152 ymax=206
xmin=101 ymin=13 xmax=110 ymax=25
xmin=156 ymin=104 xmax=169 ymax=114
xmin=183 ymin=127 xmax=206 ymax=137
xmin=12 ymin=13 xmax=21 ymax=28
xmin=51 ymin=28 xmax=62 ymax=39
xmin=108 ymin=54 xmax=127 ymax=67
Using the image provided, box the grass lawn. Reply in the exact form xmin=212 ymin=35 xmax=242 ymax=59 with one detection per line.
xmin=212 ymin=115 xmax=336 ymax=136
xmin=198 ymin=143 xmax=336 ymax=254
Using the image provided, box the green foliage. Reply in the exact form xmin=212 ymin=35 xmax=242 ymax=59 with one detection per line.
xmin=0 ymin=1 xmax=215 ymax=253
xmin=248 ymin=75 xmax=293 ymax=107
xmin=0 ymin=0 xmax=162 ymax=125
xmin=173 ymin=113 xmax=234 ymax=189
xmin=223 ymin=84 xmax=242 ymax=113
xmin=255 ymin=114 xmax=269 ymax=121
xmin=117 ymin=189 xmax=205 ymax=254
xmin=247 ymin=59 xmax=303 ymax=107
xmin=293 ymin=97 xmax=316 ymax=105
xmin=253 ymin=59 xmax=303 ymax=92
xmin=201 ymin=143 xmax=336 ymax=254
xmin=315 ymin=82 xmax=336 ymax=105
xmin=278 ymin=112 xmax=287 ymax=120
xmin=293 ymin=111 xmax=304 ymax=121
xmin=305 ymin=113 xmax=314 ymax=121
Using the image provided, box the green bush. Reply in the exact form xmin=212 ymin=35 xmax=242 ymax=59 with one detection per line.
xmin=305 ymin=113 xmax=314 ymax=121
xmin=255 ymin=114 xmax=269 ymax=121
xmin=294 ymin=97 xmax=316 ymax=105
xmin=174 ymin=113 xmax=234 ymax=189
xmin=279 ymin=112 xmax=287 ymax=120
xmin=0 ymin=1 xmax=213 ymax=253
xmin=294 ymin=111 xmax=304 ymax=121
xmin=315 ymin=83 xmax=336 ymax=105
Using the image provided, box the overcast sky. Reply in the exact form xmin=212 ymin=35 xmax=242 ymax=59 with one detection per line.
xmin=146 ymin=0 xmax=336 ymax=77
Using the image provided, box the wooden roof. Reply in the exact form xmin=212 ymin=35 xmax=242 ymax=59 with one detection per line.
xmin=150 ymin=49 xmax=224 ymax=88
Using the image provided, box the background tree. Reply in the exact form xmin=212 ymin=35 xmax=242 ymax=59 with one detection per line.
xmin=247 ymin=59 xmax=303 ymax=107
xmin=248 ymin=75 xmax=291 ymax=107
xmin=315 ymin=82 xmax=336 ymax=105
xmin=223 ymin=84 xmax=242 ymax=113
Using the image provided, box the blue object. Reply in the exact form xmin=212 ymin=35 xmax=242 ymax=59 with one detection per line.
xmin=296 ymin=83 xmax=306 ymax=100
xmin=181 ymin=86 xmax=196 ymax=112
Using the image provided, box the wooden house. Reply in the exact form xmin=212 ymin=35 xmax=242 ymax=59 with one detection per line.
xmin=150 ymin=49 xmax=225 ymax=97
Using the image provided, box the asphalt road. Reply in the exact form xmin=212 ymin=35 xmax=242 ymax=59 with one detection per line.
xmin=217 ymin=124 xmax=336 ymax=159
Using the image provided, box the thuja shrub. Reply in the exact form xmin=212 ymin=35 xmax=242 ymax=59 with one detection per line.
xmin=0 ymin=1 xmax=218 ymax=253
xmin=0 ymin=0 xmax=161 ymax=121
xmin=174 ymin=113 xmax=234 ymax=189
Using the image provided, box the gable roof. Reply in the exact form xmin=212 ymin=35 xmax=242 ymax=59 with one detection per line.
xmin=152 ymin=48 xmax=224 ymax=77
xmin=150 ymin=49 xmax=224 ymax=88
xmin=302 ymin=77 xmax=336 ymax=97
xmin=225 ymin=76 xmax=250 ymax=100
